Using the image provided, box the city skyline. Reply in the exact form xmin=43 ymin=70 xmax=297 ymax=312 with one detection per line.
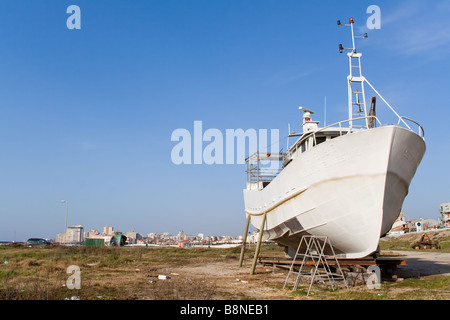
xmin=52 ymin=224 xmax=250 ymax=246
xmin=6 ymin=207 xmax=446 ymax=243
xmin=1 ymin=1 xmax=450 ymax=242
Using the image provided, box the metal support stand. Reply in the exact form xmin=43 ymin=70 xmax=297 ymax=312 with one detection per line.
xmin=283 ymin=235 xmax=349 ymax=296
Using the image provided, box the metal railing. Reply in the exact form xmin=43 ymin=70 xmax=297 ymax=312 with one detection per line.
xmin=246 ymin=114 xmax=424 ymax=190
xmin=246 ymin=152 xmax=284 ymax=189
xmin=286 ymin=114 xmax=424 ymax=162
xmin=286 ymin=116 xmax=381 ymax=159
xmin=397 ymin=116 xmax=425 ymax=138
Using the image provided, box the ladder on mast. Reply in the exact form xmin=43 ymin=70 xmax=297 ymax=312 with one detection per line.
xmin=339 ymin=18 xmax=369 ymax=129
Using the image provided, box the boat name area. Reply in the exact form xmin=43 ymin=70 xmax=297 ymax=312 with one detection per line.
xmin=171 ymin=121 xmax=280 ymax=167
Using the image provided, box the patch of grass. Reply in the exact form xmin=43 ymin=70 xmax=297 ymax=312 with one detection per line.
xmin=0 ymin=274 xmax=66 ymax=300
xmin=388 ymin=276 xmax=450 ymax=290
xmin=380 ymin=230 xmax=450 ymax=252
xmin=0 ymin=245 xmax=250 ymax=300
xmin=0 ymin=270 xmax=17 ymax=279
xmin=439 ymin=240 xmax=450 ymax=250
xmin=379 ymin=239 xmax=412 ymax=251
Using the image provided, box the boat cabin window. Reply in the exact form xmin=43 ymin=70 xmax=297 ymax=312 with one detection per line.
xmin=297 ymin=136 xmax=325 ymax=153
xmin=314 ymin=136 xmax=326 ymax=145
xmin=292 ymin=131 xmax=344 ymax=156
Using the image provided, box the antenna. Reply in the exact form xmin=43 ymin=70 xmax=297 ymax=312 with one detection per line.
xmin=299 ymin=106 xmax=315 ymax=126
xmin=299 ymin=106 xmax=314 ymax=114
xmin=337 ymin=17 xmax=368 ymax=54
xmin=324 ymin=96 xmax=327 ymax=127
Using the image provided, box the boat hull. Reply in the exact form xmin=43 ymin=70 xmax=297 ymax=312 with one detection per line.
xmin=243 ymin=125 xmax=425 ymax=258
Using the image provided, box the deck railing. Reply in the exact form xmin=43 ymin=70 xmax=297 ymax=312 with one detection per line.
xmin=286 ymin=116 xmax=382 ymax=159
xmin=246 ymin=114 xmax=424 ymax=190
xmin=245 ymin=152 xmax=284 ymax=190
xmin=287 ymin=114 xmax=424 ymax=161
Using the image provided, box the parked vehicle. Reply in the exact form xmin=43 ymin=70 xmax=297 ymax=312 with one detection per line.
xmin=25 ymin=238 xmax=51 ymax=247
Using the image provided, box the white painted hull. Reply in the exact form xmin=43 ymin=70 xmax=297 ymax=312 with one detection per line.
xmin=243 ymin=125 xmax=425 ymax=258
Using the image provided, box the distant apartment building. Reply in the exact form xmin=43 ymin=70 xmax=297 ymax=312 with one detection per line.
xmin=56 ymin=233 xmax=64 ymax=243
xmin=440 ymin=202 xmax=450 ymax=228
xmin=103 ymin=226 xmax=114 ymax=236
xmin=86 ymin=229 xmax=101 ymax=238
xmin=126 ymin=231 xmax=143 ymax=244
xmin=388 ymin=212 xmax=406 ymax=235
xmin=57 ymin=225 xmax=84 ymax=244
xmin=177 ymin=230 xmax=186 ymax=241
xmin=67 ymin=225 xmax=84 ymax=244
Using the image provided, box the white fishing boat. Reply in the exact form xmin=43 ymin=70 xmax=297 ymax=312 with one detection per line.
xmin=243 ymin=18 xmax=426 ymax=259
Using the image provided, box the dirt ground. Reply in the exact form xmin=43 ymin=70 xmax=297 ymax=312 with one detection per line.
xmin=162 ymin=251 xmax=450 ymax=300
xmin=169 ymin=259 xmax=289 ymax=300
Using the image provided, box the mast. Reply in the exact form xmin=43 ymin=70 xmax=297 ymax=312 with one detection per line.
xmin=338 ymin=18 xmax=414 ymax=132
xmin=338 ymin=18 xmax=368 ymax=130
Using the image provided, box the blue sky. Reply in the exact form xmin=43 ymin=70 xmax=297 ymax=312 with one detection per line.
xmin=0 ymin=0 xmax=449 ymax=241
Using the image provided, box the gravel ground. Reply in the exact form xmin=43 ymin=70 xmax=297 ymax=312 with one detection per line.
xmin=392 ymin=251 xmax=450 ymax=278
